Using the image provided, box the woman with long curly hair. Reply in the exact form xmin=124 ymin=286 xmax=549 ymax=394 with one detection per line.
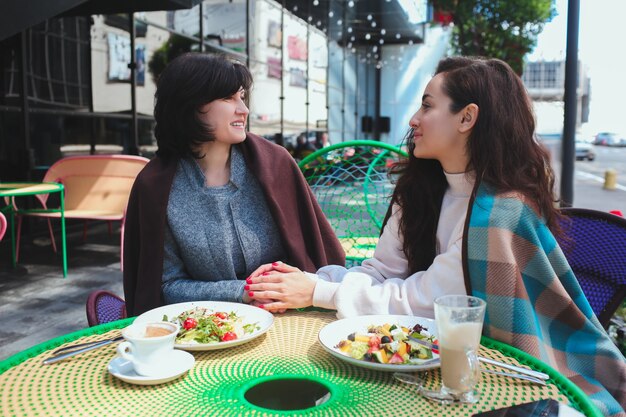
xmin=247 ymin=56 xmax=625 ymax=415
xmin=248 ymin=56 xmax=560 ymax=317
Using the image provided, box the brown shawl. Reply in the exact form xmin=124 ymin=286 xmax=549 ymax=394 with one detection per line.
xmin=123 ymin=133 xmax=345 ymax=316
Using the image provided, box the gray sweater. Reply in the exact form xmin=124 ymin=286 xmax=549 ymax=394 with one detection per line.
xmin=162 ymin=146 xmax=285 ymax=303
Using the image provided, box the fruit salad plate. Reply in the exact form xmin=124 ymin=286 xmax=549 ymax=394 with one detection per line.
xmin=318 ymin=314 xmax=440 ymax=372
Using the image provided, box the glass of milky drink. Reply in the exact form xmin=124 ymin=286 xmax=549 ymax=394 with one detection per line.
xmin=117 ymin=321 xmax=179 ymax=377
xmin=434 ymin=295 xmax=486 ymax=404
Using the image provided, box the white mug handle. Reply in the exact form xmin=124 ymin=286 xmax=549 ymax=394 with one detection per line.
xmin=117 ymin=341 xmax=134 ymax=362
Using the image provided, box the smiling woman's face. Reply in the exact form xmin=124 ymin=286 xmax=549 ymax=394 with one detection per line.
xmin=408 ymin=74 xmax=470 ymax=173
xmin=198 ymin=88 xmax=249 ymax=145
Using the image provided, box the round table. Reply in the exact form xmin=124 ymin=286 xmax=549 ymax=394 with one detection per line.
xmin=0 ymin=182 xmax=66 ymax=277
xmin=0 ymin=311 xmax=601 ymax=417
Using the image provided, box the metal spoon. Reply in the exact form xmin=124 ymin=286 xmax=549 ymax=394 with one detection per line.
xmin=52 ymin=336 xmax=124 ymax=355
xmin=478 ymin=357 xmax=549 ymax=381
xmin=394 ymin=366 xmax=546 ymax=395
xmin=392 ymin=373 xmax=461 ymax=404
xmin=408 ymin=336 xmax=549 ymax=381
xmin=481 ymin=368 xmax=547 ymax=385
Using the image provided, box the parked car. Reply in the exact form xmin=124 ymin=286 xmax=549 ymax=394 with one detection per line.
xmin=575 ymin=139 xmax=595 ymax=161
xmin=538 ymin=132 xmax=595 ymax=161
xmin=594 ymin=132 xmax=626 ymax=146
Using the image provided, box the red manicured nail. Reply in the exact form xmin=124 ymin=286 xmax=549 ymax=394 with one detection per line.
xmin=246 ymin=278 xmax=252 ymax=284
xmin=248 ymin=291 xmax=254 ymax=297
xmin=272 ymin=262 xmax=280 ymax=266
xmin=244 ymin=285 xmax=250 ymax=291
xmin=259 ymin=304 xmax=265 ymax=309
xmin=262 ymin=272 xmax=269 ymax=276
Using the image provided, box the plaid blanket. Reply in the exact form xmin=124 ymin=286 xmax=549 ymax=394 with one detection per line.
xmin=464 ymin=184 xmax=626 ymax=417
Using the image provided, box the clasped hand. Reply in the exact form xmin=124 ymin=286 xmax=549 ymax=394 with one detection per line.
xmin=245 ymin=261 xmax=316 ymax=313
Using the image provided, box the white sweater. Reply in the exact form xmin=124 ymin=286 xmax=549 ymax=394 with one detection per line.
xmin=311 ymin=171 xmax=474 ymax=318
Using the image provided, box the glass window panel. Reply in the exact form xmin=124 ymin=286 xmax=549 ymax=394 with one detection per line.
xmin=308 ymin=30 xmax=327 ymax=134
xmin=282 ymin=12 xmax=308 ymax=136
xmin=22 ymin=17 xmax=91 ymax=110
xmin=248 ymin=0 xmax=283 ymax=138
xmin=91 ymin=15 xmax=132 ymax=112
xmin=138 ymin=11 xmax=200 ymax=102
xmin=134 ymin=12 xmax=175 ymax=116
xmin=138 ymin=118 xmax=157 ymax=158
xmin=327 ymin=41 xmax=344 ymax=140
xmin=0 ymin=36 xmax=20 ymax=107
xmin=0 ymin=110 xmax=22 ymax=180
xmin=172 ymin=4 xmax=201 ymax=38
xmin=202 ymin=0 xmax=247 ymax=54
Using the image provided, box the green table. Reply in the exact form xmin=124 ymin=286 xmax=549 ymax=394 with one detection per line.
xmin=0 ymin=311 xmax=601 ymax=417
xmin=0 ymin=182 xmax=66 ymax=277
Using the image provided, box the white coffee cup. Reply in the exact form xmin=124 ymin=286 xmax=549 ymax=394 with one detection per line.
xmin=117 ymin=321 xmax=179 ymax=377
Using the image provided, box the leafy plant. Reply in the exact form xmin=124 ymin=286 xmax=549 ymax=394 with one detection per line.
xmin=610 ymin=301 xmax=626 ymax=354
xmin=431 ymin=0 xmax=556 ymax=75
xmin=147 ymin=34 xmax=198 ymax=84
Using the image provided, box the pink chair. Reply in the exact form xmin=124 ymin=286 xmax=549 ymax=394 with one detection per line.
xmin=13 ymin=155 xmax=149 ymax=270
xmin=0 ymin=211 xmax=7 ymax=241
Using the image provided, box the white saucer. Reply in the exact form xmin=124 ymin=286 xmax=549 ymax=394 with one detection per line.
xmin=108 ymin=349 xmax=195 ymax=385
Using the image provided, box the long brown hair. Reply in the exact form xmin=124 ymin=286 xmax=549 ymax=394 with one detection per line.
xmin=388 ymin=56 xmax=559 ymax=274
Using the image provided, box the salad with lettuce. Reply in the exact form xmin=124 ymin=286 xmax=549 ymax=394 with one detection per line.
xmin=335 ymin=322 xmax=438 ymax=365
xmin=163 ymin=307 xmax=259 ymax=344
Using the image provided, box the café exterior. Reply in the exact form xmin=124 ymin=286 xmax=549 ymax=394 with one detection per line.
xmin=0 ymin=0 xmax=431 ymax=182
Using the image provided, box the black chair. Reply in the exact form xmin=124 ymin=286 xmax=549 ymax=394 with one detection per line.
xmin=557 ymin=208 xmax=626 ymax=328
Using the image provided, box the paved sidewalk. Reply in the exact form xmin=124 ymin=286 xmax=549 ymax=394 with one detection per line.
xmin=0 ymin=223 xmax=123 ymax=361
xmin=573 ymin=169 xmax=626 ymax=213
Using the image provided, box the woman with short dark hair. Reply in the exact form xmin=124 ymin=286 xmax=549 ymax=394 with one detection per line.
xmin=123 ymin=53 xmax=344 ymax=317
xmin=153 ymin=53 xmax=253 ymax=159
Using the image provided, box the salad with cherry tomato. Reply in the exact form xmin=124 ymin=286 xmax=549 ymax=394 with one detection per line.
xmin=163 ymin=307 xmax=259 ymax=345
xmin=335 ymin=322 xmax=438 ymax=365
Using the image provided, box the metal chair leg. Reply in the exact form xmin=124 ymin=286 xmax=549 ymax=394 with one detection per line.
xmin=47 ymin=218 xmax=57 ymax=253
xmin=15 ymin=215 xmax=22 ymax=263
xmin=120 ymin=219 xmax=124 ymax=272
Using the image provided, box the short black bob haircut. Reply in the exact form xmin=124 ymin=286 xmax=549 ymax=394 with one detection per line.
xmin=153 ymin=52 xmax=253 ymax=159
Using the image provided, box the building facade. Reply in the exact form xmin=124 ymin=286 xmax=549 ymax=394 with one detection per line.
xmin=0 ymin=0 xmax=432 ymax=181
xmin=522 ymin=59 xmax=590 ymax=134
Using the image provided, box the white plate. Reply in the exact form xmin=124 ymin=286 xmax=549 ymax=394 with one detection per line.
xmin=108 ymin=349 xmax=194 ymax=385
xmin=133 ymin=301 xmax=274 ymax=351
xmin=318 ymin=314 xmax=440 ymax=372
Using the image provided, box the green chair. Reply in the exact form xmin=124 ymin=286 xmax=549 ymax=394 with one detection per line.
xmin=298 ymin=140 xmax=408 ymax=267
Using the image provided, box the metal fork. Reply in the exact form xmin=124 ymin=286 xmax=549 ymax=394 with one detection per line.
xmin=43 ymin=336 xmax=124 ymax=365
